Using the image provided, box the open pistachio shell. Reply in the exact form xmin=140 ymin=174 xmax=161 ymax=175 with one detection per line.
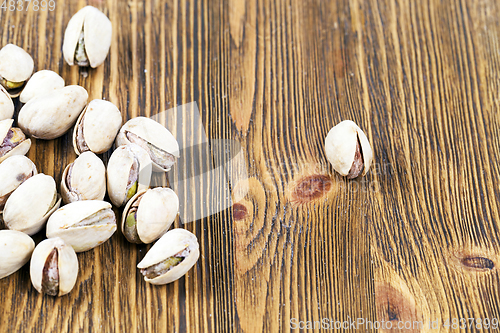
xmin=18 ymin=85 xmax=88 ymax=140
xmin=137 ymin=229 xmax=199 ymax=285
xmin=19 ymin=70 xmax=65 ymax=104
xmin=0 ymin=118 xmax=32 ymax=164
xmin=61 ymin=151 xmax=106 ymax=204
xmin=30 ymin=237 xmax=78 ymax=296
xmin=0 ymin=230 xmax=35 ymax=279
xmin=116 ymin=117 xmax=180 ymax=172
xmin=62 ymin=6 xmax=112 ymax=68
xmin=0 ymin=44 xmax=34 ymax=97
xmin=0 ymin=85 xmax=14 ymax=121
xmin=3 ymin=173 xmax=61 ymax=235
xmin=73 ymin=99 xmax=122 ymax=155
xmin=0 ymin=155 xmax=37 ymax=210
xmin=324 ymin=120 xmax=373 ymax=178
xmin=122 ymin=188 xmax=179 ymax=244
xmin=46 ymin=200 xmax=116 ymax=252
xmin=107 ymin=143 xmax=152 ymax=207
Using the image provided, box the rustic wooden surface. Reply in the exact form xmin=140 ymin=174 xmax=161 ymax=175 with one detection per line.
xmin=1 ymin=0 xmax=500 ymax=332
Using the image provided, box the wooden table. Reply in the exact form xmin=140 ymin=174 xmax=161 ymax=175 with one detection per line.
xmin=2 ymin=0 xmax=500 ymax=331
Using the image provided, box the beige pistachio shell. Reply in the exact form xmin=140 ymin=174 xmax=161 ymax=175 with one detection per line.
xmin=0 ymin=85 xmax=14 ymax=121
xmin=324 ymin=120 xmax=373 ymax=177
xmin=19 ymin=70 xmax=65 ymax=104
xmin=137 ymin=229 xmax=199 ymax=285
xmin=122 ymin=188 xmax=179 ymax=244
xmin=30 ymin=237 xmax=78 ymax=296
xmin=18 ymin=85 xmax=88 ymax=140
xmin=0 ymin=118 xmax=32 ymax=164
xmin=3 ymin=174 xmax=61 ymax=235
xmin=0 ymin=230 xmax=35 ymax=279
xmin=107 ymin=143 xmax=152 ymax=207
xmin=72 ymin=99 xmax=122 ymax=155
xmin=61 ymin=151 xmax=106 ymax=204
xmin=63 ymin=6 xmax=112 ymax=68
xmin=46 ymin=200 xmax=116 ymax=252
xmin=0 ymin=44 xmax=34 ymax=97
xmin=0 ymin=155 xmax=37 ymax=210
xmin=116 ymin=117 xmax=179 ymax=172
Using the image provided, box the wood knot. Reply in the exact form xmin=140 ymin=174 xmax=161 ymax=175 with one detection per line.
xmin=375 ymin=283 xmax=421 ymax=332
xmin=291 ymin=175 xmax=332 ymax=204
xmin=449 ymin=250 xmax=496 ymax=272
xmin=232 ymin=203 xmax=248 ymax=221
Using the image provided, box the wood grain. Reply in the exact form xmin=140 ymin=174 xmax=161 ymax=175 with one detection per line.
xmin=1 ymin=0 xmax=500 ymax=331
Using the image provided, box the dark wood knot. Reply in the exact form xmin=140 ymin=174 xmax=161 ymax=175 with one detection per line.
xmin=375 ymin=283 xmax=421 ymax=332
xmin=291 ymin=175 xmax=332 ymax=204
xmin=460 ymin=256 xmax=494 ymax=270
xmin=232 ymin=203 xmax=248 ymax=221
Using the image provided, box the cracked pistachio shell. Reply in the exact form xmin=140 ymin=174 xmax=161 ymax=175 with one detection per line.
xmin=0 ymin=118 xmax=32 ymax=164
xmin=0 ymin=85 xmax=14 ymax=121
xmin=3 ymin=174 xmax=61 ymax=235
xmin=19 ymin=70 xmax=65 ymax=104
xmin=18 ymin=85 xmax=88 ymax=140
xmin=63 ymin=6 xmax=112 ymax=68
xmin=137 ymin=229 xmax=199 ymax=285
xmin=0 ymin=230 xmax=35 ymax=279
xmin=116 ymin=117 xmax=179 ymax=172
xmin=0 ymin=44 xmax=34 ymax=97
xmin=324 ymin=120 xmax=373 ymax=177
xmin=0 ymin=155 xmax=37 ymax=210
xmin=107 ymin=143 xmax=152 ymax=207
xmin=61 ymin=151 xmax=106 ymax=204
xmin=46 ymin=200 xmax=116 ymax=252
xmin=72 ymin=99 xmax=122 ymax=155
xmin=122 ymin=188 xmax=179 ymax=244
xmin=30 ymin=237 xmax=78 ymax=296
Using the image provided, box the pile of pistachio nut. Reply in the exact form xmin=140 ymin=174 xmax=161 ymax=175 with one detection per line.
xmin=0 ymin=6 xmax=199 ymax=297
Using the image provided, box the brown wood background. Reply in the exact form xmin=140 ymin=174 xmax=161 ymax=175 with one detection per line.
xmin=1 ymin=0 xmax=500 ymax=332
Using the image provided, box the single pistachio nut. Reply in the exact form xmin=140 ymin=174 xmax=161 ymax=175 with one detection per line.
xmin=137 ymin=229 xmax=199 ymax=285
xmin=18 ymin=85 xmax=88 ymax=140
xmin=0 ymin=155 xmax=37 ymax=210
xmin=0 ymin=44 xmax=34 ymax=97
xmin=107 ymin=143 xmax=152 ymax=207
xmin=0 ymin=85 xmax=14 ymax=121
xmin=73 ymin=99 xmax=122 ymax=155
xmin=3 ymin=173 xmax=61 ymax=235
xmin=46 ymin=200 xmax=116 ymax=252
xmin=0 ymin=118 xmax=32 ymax=164
xmin=30 ymin=237 xmax=78 ymax=296
xmin=324 ymin=120 xmax=373 ymax=179
xmin=116 ymin=117 xmax=179 ymax=172
xmin=61 ymin=151 xmax=106 ymax=204
xmin=19 ymin=70 xmax=65 ymax=104
xmin=122 ymin=188 xmax=179 ymax=244
xmin=0 ymin=230 xmax=35 ymax=279
xmin=62 ymin=6 xmax=112 ymax=68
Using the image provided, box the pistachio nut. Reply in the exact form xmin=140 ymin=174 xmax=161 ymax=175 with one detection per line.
xmin=19 ymin=70 xmax=65 ymax=104
xmin=122 ymin=188 xmax=179 ymax=244
xmin=0 ymin=85 xmax=14 ymax=121
xmin=137 ymin=229 xmax=199 ymax=285
xmin=61 ymin=151 xmax=106 ymax=204
xmin=62 ymin=6 xmax=112 ymax=68
xmin=73 ymin=99 xmax=122 ymax=155
xmin=0 ymin=44 xmax=34 ymax=97
xmin=0 ymin=230 xmax=35 ymax=279
xmin=46 ymin=200 xmax=117 ymax=252
xmin=3 ymin=173 xmax=61 ymax=235
xmin=30 ymin=237 xmax=78 ymax=296
xmin=0 ymin=155 xmax=37 ymax=210
xmin=107 ymin=143 xmax=152 ymax=207
xmin=0 ymin=118 xmax=31 ymax=164
xmin=116 ymin=117 xmax=179 ymax=172
xmin=324 ymin=120 xmax=373 ymax=179
xmin=18 ymin=85 xmax=88 ymax=140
